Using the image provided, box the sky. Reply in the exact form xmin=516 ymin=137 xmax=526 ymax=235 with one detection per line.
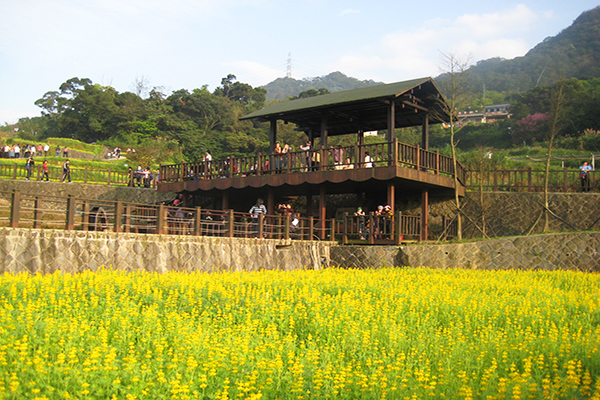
xmin=1 ymin=0 xmax=598 ymax=125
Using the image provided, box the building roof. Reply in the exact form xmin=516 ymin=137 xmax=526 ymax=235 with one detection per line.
xmin=240 ymin=77 xmax=449 ymax=137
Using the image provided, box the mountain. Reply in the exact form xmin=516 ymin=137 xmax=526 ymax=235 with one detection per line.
xmin=263 ymin=7 xmax=600 ymax=100
xmin=466 ymin=6 xmax=600 ymax=93
xmin=262 ymin=71 xmax=383 ymax=100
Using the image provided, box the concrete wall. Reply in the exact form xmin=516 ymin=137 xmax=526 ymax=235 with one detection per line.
xmin=330 ymin=232 xmax=600 ymax=272
xmin=0 ymin=228 xmax=331 ymax=274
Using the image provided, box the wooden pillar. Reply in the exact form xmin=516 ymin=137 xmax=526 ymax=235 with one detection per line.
xmin=421 ymin=189 xmax=429 ymax=241
xmin=320 ymin=115 xmax=328 ymax=148
xmin=422 ymin=114 xmax=429 ymax=150
xmin=10 ymin=191 xmax=20 ymax=228
xmin=357 ymin=131 xmax=365 ymax=167
xmin=319 ymin=186 xmax=326 ymax=240
xmin=66 ymin=195 xmax=76 ymax=231
xmin=267 ymin=189 xmax=274 ymax=216
xmin=387 ymin=101 xmax=395 ymax=142
xmin=269 ymin=119 xmax=277 ymax=154
xmin=114 ymin=200 xmax=123 ymax=233
xmin=387 ymin=183 xmax=395 ymax=213
xmin=222 ymin=191 xmax=229 ymax=211
xmin=33 ymin=197 xmax=42 ymax=229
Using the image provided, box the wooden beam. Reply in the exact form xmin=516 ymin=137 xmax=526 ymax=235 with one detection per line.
xmin=319 ymin=186 xmax=326 ymax=240
xmin=269 ymin=119 xmax=277 ymax=154
xmin=402 ymin=100 xmax=429 ymax=112
xmin=421 ymin=189 xmax=429 ymax=241
xmin=387 ymin=101 xmax=395 ymax=142
xmin=320 ymin=115 xmax=328 ymax=148
xmin=422 ymin=114 xmax=429 ymax=150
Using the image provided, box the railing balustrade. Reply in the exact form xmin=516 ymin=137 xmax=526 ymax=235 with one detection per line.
xmin=0 ymin=190 xmax=443 ymax=243
xmin=466 ymin=167 xmax=596 ymax=193
xmin=0 ymin=191 xmax=337 ymax=242
xmin=160 ymin=140 xmax=467 ymax=184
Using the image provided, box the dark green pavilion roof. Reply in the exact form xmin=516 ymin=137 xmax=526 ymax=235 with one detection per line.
xmin=240 ymin=77 xmax=448 ymax=137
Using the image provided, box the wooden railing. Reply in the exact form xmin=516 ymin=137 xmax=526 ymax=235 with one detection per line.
xmin=0 ymin=191 xmax=336 ymax=241
xmin=159 ymin=140 xmax=468 ymax=185
xmin=466 ymin=168 xmax=597 ymax=193
xmin=0 ymin=190 xmax=452 ymax=243
xmin=337 ymin=211 xmax=429 ymax=244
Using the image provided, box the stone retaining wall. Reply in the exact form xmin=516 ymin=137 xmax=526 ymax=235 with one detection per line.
xmin=0 ymin=228 xmax=331 ymax=274
xmin=330 ymin=232 xmax=600 ymax=272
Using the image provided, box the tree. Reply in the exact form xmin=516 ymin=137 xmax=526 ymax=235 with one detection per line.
xmin=435 ymin=52 xmax=473 ymax=240
xmin=214 ymin=74 xmax=266 ymax=107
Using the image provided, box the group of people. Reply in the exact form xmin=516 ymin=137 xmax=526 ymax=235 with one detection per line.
xmin=129 ymin=166 xmax=156 ymax=188
xmin=1 ymin=143 xmax=53 ymax=159
xmin=23 ymin=157 xmax=69 ymax=182
xmin=0 ymin=143 xmax=71 ymax=159
xmin=354 ymin=205 xmax=394 ymax=240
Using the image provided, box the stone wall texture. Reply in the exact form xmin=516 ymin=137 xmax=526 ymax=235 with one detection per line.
xmin=330 ymin=232 xmax=600 ymax=272
xmin=0 ymin=228 xmax=331 ymax=274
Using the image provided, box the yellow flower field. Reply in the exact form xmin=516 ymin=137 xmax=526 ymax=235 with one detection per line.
xmin=0 ymin=268 xmax=598 ymax=399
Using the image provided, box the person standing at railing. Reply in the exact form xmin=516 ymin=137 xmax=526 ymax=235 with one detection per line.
xmin=25 ymin=157 xmax=34 ymax=180
xmin=364 ymin=152 xmax=374 ymax=168
xmin=205 ymin=150 xmax=212 ymax=177
xmin=281 ymin=143 xmax=290 ymax=171
xmin=580 ymin=161 xmax=593 ymax=193
xmin=354 ymin=207 xmax=366 ymax=240
xmin=273 ymin=142 xmax=282 ymax=173
xmin=249 ymin=198 xmax=267 ymax=238
xmin=43 ymin=144 xmax=49 ymax=158
xmin=55 ymin=146 xmax=60 ymax=157
xmin=61 ymin=159 xmax=71 ymax=183
xmin=300 ymin=140 xmax=312 ymax=172
xmin=42 ymin=160 xmax=49 ymax=181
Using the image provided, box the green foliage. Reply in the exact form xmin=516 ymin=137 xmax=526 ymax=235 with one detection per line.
xmin=125 ymin=137 xmax=182 ymax=169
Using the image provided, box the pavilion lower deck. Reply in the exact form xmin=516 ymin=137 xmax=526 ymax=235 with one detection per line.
xmin=158 ymin=141 xmax=466 ymax=240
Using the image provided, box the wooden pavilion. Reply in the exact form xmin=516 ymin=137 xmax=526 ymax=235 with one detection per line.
xmin=158 ymin=77 xmax=466 ymax=241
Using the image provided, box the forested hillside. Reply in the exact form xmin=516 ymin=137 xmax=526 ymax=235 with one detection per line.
xmin=2 ymin=7 xmax=600 ymax=168
xmin=465 ymin=6 xmax=600 ymax=93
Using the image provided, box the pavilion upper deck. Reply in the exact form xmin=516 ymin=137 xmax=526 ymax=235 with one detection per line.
xmin=158 ymin=140 xmax=466 ymax=196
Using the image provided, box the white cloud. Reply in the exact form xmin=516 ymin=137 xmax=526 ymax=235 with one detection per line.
xmin=340 ymin=9 xmax=360 ymax=16
xmin=221 ymin=60 xmax=283 ymax=87
xmin=328 ymin=4 xmax=545 ymax=82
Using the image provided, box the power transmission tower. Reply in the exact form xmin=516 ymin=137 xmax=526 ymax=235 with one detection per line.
xmin=286 ymin=53 xmax=292 ymax=78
